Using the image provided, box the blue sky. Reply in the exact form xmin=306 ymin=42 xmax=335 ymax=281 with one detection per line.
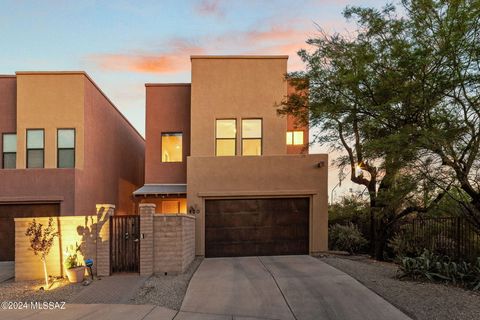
xmin=0 ymin=0 xmax=385 ymax=196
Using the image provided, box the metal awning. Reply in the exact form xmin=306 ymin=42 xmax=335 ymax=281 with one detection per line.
xmin=133 ymin=184 xmax=187 ymax=196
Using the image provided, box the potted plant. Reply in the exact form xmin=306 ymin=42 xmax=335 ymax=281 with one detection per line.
xmin=64 ymin=243 xmax=85 ymax=283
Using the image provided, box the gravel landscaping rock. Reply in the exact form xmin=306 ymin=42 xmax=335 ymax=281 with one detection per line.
xmin=0 ymin=278 xmax=86 ymax=303
xmin=319 ymin=255 xmax=480 ymax=320
xmin=130 ymin=257 xmax=203 ymax=310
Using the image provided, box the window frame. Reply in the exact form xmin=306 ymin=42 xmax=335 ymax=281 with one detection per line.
xmin=161 ymin=132 xmax=183 ymax=163
xmin=57 ymin=128 xmax=76 ymax=168
xmin=241 ymin=118 xmax=263 ymax=156
xmin=215 ymin=118 xmax=237 ymax=156
xmin=2 ymin=132 xmax=17 ymax=169
xmin=26 ymin=129 xmax=45 ymax=169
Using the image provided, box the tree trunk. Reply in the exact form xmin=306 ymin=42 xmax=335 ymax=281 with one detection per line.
xmin=374 ymin=226 xmax=387 ymax=261
xmin=42 ymin=258 xmax=49 ymax=288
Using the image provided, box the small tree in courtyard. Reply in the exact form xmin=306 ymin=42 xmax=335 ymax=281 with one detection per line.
xmin=25 ymin=218 xmax=59 ymax=288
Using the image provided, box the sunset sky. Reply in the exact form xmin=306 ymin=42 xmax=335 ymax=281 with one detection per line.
xmin=0 ymin=0 xmax=384 ymax=196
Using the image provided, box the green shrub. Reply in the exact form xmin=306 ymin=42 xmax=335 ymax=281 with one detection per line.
xmin=329 ymin=223 xmax=368 ymax=254
xmin=398 ymin=250 xmax=480 ymax=290
xmin=389 ymin=230 xmax=423 ymax=259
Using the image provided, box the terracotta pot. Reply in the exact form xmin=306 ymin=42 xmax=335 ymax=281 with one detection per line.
xmin=66 ymin=266 xmax=85 ymax=283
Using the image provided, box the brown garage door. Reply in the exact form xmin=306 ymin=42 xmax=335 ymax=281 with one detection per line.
xmin=205 ymin=198 xmax=309 ymax=257
xmin=0 ymin=203 xmax=60 ymax=261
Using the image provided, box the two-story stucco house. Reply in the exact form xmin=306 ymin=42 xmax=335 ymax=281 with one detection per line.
xmin=0 ymin=72 xmax=145 ymax=262
xmin=134 ymin=55 xmax=328 ymax=258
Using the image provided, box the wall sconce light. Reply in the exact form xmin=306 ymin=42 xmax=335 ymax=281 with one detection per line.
xmin=188 ymin=204 xmax=200 ymax=215
xmin=317 ymin=161 xmax=325 ymax=168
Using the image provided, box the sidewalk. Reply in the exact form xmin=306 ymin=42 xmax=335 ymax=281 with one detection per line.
xmin=70 ymin=274 xmax=148 ymax=304
xmin=0 ymin=304 xmax=178 ymax=320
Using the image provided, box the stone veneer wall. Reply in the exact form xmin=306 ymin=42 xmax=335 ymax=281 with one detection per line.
xmin=14 ymin=204 xmax=114 ymax=281
xmin=139 ymin=204 xmax=195 ymax=276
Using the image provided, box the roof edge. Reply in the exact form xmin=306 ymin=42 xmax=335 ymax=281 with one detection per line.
xmin=190 ymin=55 xmax=289 ymax=60
xmin=145 ymin=83 xmax=191 ymax=87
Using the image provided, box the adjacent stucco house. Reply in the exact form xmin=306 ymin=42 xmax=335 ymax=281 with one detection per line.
xmin=134 ymin=55 xmax=328 ymax=258
xmin=0 ymin=72 xmax=145 ymax=262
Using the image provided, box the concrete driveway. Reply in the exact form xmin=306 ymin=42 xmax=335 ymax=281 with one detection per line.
xmin=180 ymin=255 xmax=411 ymax=320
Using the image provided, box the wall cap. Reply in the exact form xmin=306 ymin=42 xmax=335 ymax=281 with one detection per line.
xmin=153 ymin=213 xmax=196 ymax=220
xmin=139 ymin=203 xmax=156 ymax=208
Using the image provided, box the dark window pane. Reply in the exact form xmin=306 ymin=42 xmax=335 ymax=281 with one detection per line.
xmin=27 ymin=149 xmax=44 ymax=168
xmin=58 ymin=149 xmax=75 ymax=168
xmin=3 ymin=153 xmax=16 ymax=169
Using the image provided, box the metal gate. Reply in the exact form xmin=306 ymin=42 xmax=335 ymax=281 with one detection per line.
xmin=110 ymin=215 xmax=140 ymax=273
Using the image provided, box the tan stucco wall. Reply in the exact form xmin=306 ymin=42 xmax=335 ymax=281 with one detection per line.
xmin=16 ymin=73 xmax=84 ymax=169
xmin=190 ymin=57 xmax=288 ymax=156
xmin=15 ymin=216 xmax=97 ymax=280
xmin=187 ymin=154 xmax=328 ymax=256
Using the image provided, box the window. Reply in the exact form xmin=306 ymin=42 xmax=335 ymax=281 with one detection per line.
xmin=2 ymin=133 xmax=16 ymax=169
xmin=242 ymin=119 xmax=262 ymax=156
xmin=162 ymin=133 xmax=182 ymax=162
xmin=286 ymin=130 xmax=304 ymax=145
xmin=57 ymin=129 xmax=75 ymax=168
xmin=216 ymin=119 xmax=236 ymax=156
xmin=27 ymin=129 xmax=44 ymax=168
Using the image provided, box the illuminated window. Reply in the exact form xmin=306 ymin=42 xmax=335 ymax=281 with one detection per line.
xmin=286 ymin=130 xmax=304 ymax=145
xmin=162 ymin=133 xmax=183 ymax=162
xmin=2 ymin=133 xmax=16 ymax=169
xmin=27 ymin=129 xmax=44 ymax=168
xmin=242 ymin=119 xmax=262 ymax=156
xmin=216 ymin=119 xmax=236 ymax=156
xmin=57 ymin=129 xmax=75 ymax=168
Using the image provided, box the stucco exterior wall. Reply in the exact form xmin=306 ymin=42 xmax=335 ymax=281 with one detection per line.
xmin=15 ymin=73 xmax=85 ymax=169
xmin=145 ymin=84 xmax=190 ymax=184
xmin=0 ymin=169 xmax=76 ymax=214
xmin=190 ymin=56 xmax=288 ymax=156
xmin=187 ymin=154 xmax=328 ymax=255
xmin=0 ymin=76 xmax=17 ymax=159
xmin=80 ymin=78 xmax=145 ymax=215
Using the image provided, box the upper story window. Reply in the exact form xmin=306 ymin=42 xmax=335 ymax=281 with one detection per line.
xmin=2 ymin=133 xmax=16 ymax=169
xmin=162 ymin=132 xmax=183 ymax=162
xmin=57 ymin=129 xmax=75 ymax=168
xmin=242 ymin=119 xmax=262 ymax=156
xmin=26 ymin=129 xmax=44 ymax=168
xmin=216 ymin=119 xmax=236 ymax=156
xmin=286 ymin=130 xmax=304 ymax=145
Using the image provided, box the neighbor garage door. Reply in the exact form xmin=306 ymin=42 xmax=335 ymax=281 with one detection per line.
xmin=205 ymin=198 xmax=309 ymax=257
xmin=0 ymin=203 xmax=60 ymax=261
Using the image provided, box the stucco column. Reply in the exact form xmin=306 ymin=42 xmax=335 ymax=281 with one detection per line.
xmin=96 ymin=204 xmax=115 ymax=277
xmin=139 ymin=203 xmax=155 ymax=276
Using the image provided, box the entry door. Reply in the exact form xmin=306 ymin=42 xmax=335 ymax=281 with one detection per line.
xmin=205 ymin=198 xmax=309 ymax=257
xmin=110 ymin=215 xmax=140 ymax=273
xmin=0 ymin=203 xmax=60 ymax=261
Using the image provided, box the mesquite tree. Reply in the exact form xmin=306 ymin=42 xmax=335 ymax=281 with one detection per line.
xmin=279 ymin=1 xmax=456 ymax=259
xmin=25 ymin=218 xmax=59 ymax=288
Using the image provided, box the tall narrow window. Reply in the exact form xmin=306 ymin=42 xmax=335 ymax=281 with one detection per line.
xmin=216 ymin=119 xmax=236 ymax=156
xmin=57 ymin=129 xmax=75 ymax=168
xmin=2 ymin=133 xmax=16 ymax=169
xmin=286 ymin=130 xmax=304 ymax=145
xmin=162 ymin=133 xmax=182 ymax=162
xmin=27 ymin=129 xmax=44 ymax=168
xmin=242 ymin=119 xmax=262 ymax=156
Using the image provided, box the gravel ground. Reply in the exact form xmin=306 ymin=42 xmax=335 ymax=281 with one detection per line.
xmin=130 ymin=257 xmax=203 ymax=310
xmin=319 ymin=255 xmax=480 ymax=320
xmin=0 ymin=278 xmax=86 ymax=303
